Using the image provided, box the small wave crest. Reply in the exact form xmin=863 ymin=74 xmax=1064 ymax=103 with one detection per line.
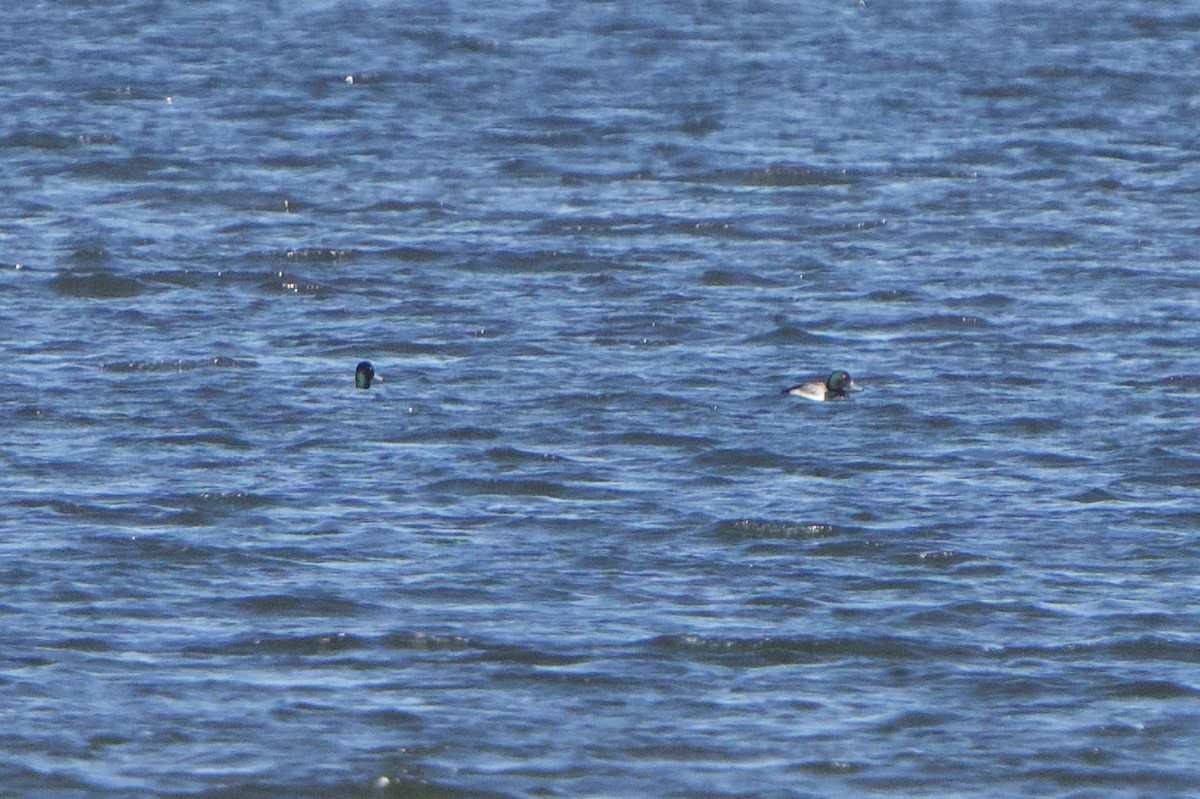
xmin=101 ymin=356 xmax=258 ymax=372
xmin=709 ymin=518 xmax=847 ymax=541
xmin=644 ymin=633 xmax=952 ymax=666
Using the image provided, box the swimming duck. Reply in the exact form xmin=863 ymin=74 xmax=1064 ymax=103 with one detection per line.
xmin=783 ymin=370 xmax=861 ymax=401
xmin=355 ymin=361 xmax=376 ymax=389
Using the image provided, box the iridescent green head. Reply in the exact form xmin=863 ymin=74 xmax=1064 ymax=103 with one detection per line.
xmin=824 ymin=370 xmax=863 ymax=398
xmin=355 ymin=361 xmax=375 ymax=389
xmin=827 ymin=371 xmax=854 ymax=392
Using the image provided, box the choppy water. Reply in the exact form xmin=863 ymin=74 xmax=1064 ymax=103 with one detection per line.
xmin=3 ymin=1 xmax=1200 ymax=797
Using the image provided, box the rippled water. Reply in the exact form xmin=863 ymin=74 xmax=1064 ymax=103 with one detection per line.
xmin=3 ymin=1 xmax=1200 ymax=797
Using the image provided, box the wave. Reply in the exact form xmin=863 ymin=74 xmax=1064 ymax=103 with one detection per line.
xmin=101 ymin=357 xmax=259 ymax=372
xmin=48 ymin=271 xmax=146 ymax=299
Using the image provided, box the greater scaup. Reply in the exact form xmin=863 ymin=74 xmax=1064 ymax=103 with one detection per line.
xmin=783 ymin=370 xmax=861 ymax=401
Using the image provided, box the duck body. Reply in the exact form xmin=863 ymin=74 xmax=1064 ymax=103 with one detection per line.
xmin=784 ymin=370 xmax=860 ymax=401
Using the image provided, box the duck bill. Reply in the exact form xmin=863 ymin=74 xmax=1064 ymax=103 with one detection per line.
xmin=846 ymin=380 xmax=863 ymax=392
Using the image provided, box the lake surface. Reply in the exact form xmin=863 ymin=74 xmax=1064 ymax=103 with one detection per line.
xmin=3 ymin=1 xmax=1199 ymax=797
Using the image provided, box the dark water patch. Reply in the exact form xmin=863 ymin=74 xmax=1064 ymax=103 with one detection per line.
xmin=836 ymin=458 xmax=910 ymax=475
xmin=1087 ymin=720 xmax=1147 ymax=740
xmin=893 ymin=163 xmax=984 ymax=181
xmin=148 ymin=491 xmax=278 ymax=527
xmin=379 ymin=246 xmax=446 ymax=262
xmin=188 ymin=632 xmax=371 ymax=658
xmin=684 ymin=165 xmax=864 ymax=188
xmin=1056 ymin=113 xmax=1119 ymax=132
xmin=227 ymin=594 xmax=374 ymax=620
xmin=280 ymin=248 xmax=357 ymax=263
xmin=84 ymin=82 xmax=166 ymax=103
xmin=7 ymin=403 xmax=56 ymax=423
xmin=948 ymin=292 xmax=1016 ymax=310
xmin=1103 ymin=636 xmax=1200 ymax=663
xmin=644 ymin=633 xmax=960 ymax=667
xmin=739 ymin=325 xmax=830 ymax=346
xmin=468 ymin=643 xmax=588 ymax=668
xmin=1025 ymin=451 xmax=1094 ymax=469
xmin=190 ymin=490 xmax=273 ymax=507
xmin=1121 ymin=374 xmax=1200 ymax=392
xmin=262 ymin=153 xmax=330 ymax=170
xmin=69 ymin=155 xmax=186 ymax=182
xmin=380 ymin=631 xmax=475 ymax=653
xmin=145 ymin=268 xmax=204 ymax=288
xmin=1043 ymin=265 xmax=1154 ymax=287
xmin=803 ymin=218 xmax=889 ymax=235
xmin=664 ymin=218 xmax=770 ymax=241
xmin=148 ymin=431 xmax=254 ymax=450
xmin=496 ymin=156 xmax=559 ymax=179
xmin=962 ymin=81 xmax=1038 ymax=101
xmin=486 ymin=115 xmax=608 ymax=148
xmin=895 ymin=313 xmax=994 ymax=331
xmin=793 ymin=759 xmax=868 ymax=777
xmin=350 ymin=708 xmax=424 ymax=731
xmin=13 ymin=498 xmax=173 ymax=528
xmin=709 ymin=519 xmax=849 ymax=542
xmin=1021 ymin=765 xmax=1200 ymax=793
xmin=244 ymin=247 xmax=356 ymax=264
xmin=48 ymin=271 xmax=145 ymax=299
xmin=259 ymin=275 xmax=329 ymax=296
xmin=989 ymin=636 xmax=1200 ymax=664
xmin=195 ymin=774 xmax=522 ymax=799
xmin=322 ymin=339 xmax=473 ymax=361
xmin=383 ymin=427 xmax=500 ymax=445
xmin=1135 ymin=510 xmax=1200 ymax=533
xmin=1064 ymin=487 xmax=1124 ymax=504
xmin=1104 ymin=679 xmax=1200 ymax=700
xmin=542 ymin=389 xmax=701 ymax=415
xmin=1 ymin=130 xmax=77 ymax=150
xmin=988 ymin=416 xmax=1065 ymax=435
xmin=54 ymin=532 xmax=253 ymax=574
xmin=1012 ymin=166 xmax=1072 ymax=183
xmin=873 ymin=709 xmax=960 ymax=734
xmin=559 ymin=168 xmax=657 ymax=186
xmin=867 ymin=289 xmax=923 ymax=303
xmin=745 ymin=593 xmax=823 ymax=610
xmin=690 ymin=447 xmax=795 ymax=472
xmin=101 ymin=357 xmax=258 ymax=372
xmin=588 ymin=331 xmax=687 ymax=348
xmin=808 ymin=539 xmax=890 ymax=559
xmin=700 ymin=268 xmax=780 ymax=288
xmin=904 ymin=600 xmax=1065 ymax=626
xmin=75 ymin=132 xmax=119 ymax=146
xmin=463 ymin=249 xmax=635 ymax=275
xmin=898 ymin=410 xmax=973 ymax=433
xmin=42 ymin=636 xmax=114 ymax=653
xmin=532 ymin=214 xmax=659 ymax=238
xmin=905 ymin=549 xmax=979 ymax=568
xmin=676 ymin=112 xmax=720 ymax=136
xmin=1127 ymin=11 xmax=1200 ymax=37
xmin=484 ymin=447 xmax=568 ymax=465
xmin=613 ymin=430 xmax=717 ymax=449
xmin=426 ymin=477 xmax=621 ymax=501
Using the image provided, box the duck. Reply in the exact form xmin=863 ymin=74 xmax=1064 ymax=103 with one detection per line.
xmin=355 ymin=361 xmax=376 ymax=389
xmin=783 ymin=370 xmax=861 ymax=401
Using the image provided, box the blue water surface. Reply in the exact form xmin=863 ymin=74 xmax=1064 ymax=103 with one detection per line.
xmin=2 ymin=1 xmax=1199 ymax=797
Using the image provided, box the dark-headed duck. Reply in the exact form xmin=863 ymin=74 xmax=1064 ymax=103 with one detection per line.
xmin=783 ymin=370 xmax=861 ymax=401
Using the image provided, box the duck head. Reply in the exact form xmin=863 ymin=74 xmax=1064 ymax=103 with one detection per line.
xmin=355 ymin=361 xmax=375 ymax=389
